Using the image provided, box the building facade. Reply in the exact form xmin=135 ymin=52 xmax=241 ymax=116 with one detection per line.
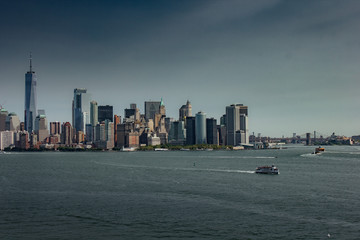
xmin=90 ymin=101 xmax=98 ymax=126
xmin=98 ymin=105 xmax=113 ymax=122
xmin=218 ymin=125 xmax=226 ymax=146
xmin=19 ymin=131 xmax=29 ymax=149
xmin=50 ymin=121 xmax=61 ymax=135
xmin=113 ymin=115 xmax=121 ymax=146
xmin=94 ymin=121 xmax=114 ymax=146
xmin=116 ymin=122 xmax=134 ymax=148
xmin=179 ymin=100 xmax=192 ymax=121
xmin=206 ymin=118 xmax=218 ymax=145
xmin=35 ymin=114 xmax=49 ymax=143
xmin=240 ymin=114 xmax=249 ymax=144
xmin=185 ymin=116 xmax=196 ymax=145
xmin=226 ymin=104 xmax=248 ymax=146
xmin=145 ymin=101 xmax=161 ymax=120
xmin=168 ymin=121 xmax=186 ymax=145
xmin=195 ymin=112 xmax=207 ymax=144
xmin=0 ymin=131 xmax=14 ymax=150
xmin=0 ymin=108 xmax=9 ymax=131
xmin=6 ymin=113 xmax=20 ymax=131
xmin=85 ymin=124 xmax=93 ymax=142
xmin=61 ymin=122 xmax=73 ymax=146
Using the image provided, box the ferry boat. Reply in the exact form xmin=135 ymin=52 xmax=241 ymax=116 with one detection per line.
xmin=255 ymin=165 xmax=279 ymax=174
xmin=313 ymin=146 xmax=325 ymax=155
xmin=315 ymin=147 xmax=325 ymax=152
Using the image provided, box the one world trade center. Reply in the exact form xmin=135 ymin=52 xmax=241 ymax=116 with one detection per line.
xmin=24 ymin=54 xmax=37 ymax=133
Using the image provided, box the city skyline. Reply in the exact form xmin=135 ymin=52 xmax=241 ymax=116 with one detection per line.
xmin=1 ymin=0 xmax=360 ymax=137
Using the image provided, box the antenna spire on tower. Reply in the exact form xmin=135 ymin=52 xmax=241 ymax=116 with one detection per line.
xmin=29 ymin=52 xmax=33 ymax=72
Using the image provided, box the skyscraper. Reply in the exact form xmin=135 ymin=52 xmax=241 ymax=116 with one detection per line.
xmin=113 ymin=115 xmax=121 ymax=146
xmin=206 ymin=118 xmax=218 ymax=145
xmin=226 ymin=104 xmax=248 ymax=146
xmin=19 ymin=131 xmax=29 ymax=150
xmin=195 ymin=112 xmax=207 ymax=144
xmin=240 ymin=114 xmax=249 ymax=144
xmin=90 ymin=101 xmax=98 ymax=126
xmin=98 ymin=105 xmax=113 ymax=122
xmin=116 ymin=122 xmax=132 ymax=148
xmin=124 ymin=103 xmax=140 ymax=122
xmin=0 ymin=108 xmax=8 ymax=131
xmin=50 ymin=121 xmax=61 ymax=135
xmin=159 ymin=98 xmax=166 ymax=116
xmin=72 ymin=88 xmax=90 ymax=134
xmin=145 ymin=101 xmax=161 ymax=120
xmin=168 ymin=121 xmax=186 ymax=145
xmin=35 ymin=114 xmax=49 ymax=142
xmin=154 ymin=99 xmax=166 ymax=131
xmin=24 ymin=54 xmax=37 ymax=133
xmin=185 ymin=116 xmax=196 ymax=145
xmin=0 ymin=131 xmax=14 ymax=150
xmin=61 ymin=122 xmax=73 ymax=146
xmin=6 ymin=113 xmax=20 ymax=131
xmin=94 ymin=119 xmax=114 ymax=149
xmin=85 ymin=124 xmax=93 ymax=142
xmin=179 ymin=100 xmax=192 ymax=121
xmin=125 ymin=108 xmax=136 ymax=120
xmin=218 ymin=125 xmax=226 ymax=146
xmin=130 ymin=103 xmax=137 ymax=109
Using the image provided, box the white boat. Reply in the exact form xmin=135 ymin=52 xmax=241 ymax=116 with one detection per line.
xmin=233 ymin=146 xmax=244 ymax=150
xmin=154 ymin=148 xmax=168 ymax=151
xmin=120 ymin=147 xmax=136 ymax=152
xmin=255 ymin=165 xmax=279 ymax=174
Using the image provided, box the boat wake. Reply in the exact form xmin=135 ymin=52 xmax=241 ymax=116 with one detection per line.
xmin=348 ymin=152 xmax=360 ymax=155
xmin=317 ymin=151 xmax=360 ymax=155
xmin=203 ymin=169 xmax=255 ymax=174
xmin=328 ymin=151 xmax=360 ymax=155
xmin=300 ymin=153 xmax=320 ymax=158
xmin=92 ymin=161 xmax=255 ymax=174
xmin=197 ymin=156 xmax=276 ymax=159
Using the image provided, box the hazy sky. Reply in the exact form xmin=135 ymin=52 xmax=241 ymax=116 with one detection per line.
xmin=1 ymin=0 xmax=359 ymax=137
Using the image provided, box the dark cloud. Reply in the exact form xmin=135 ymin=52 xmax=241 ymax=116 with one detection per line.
xmin=0 ymin=0 xmax=359 ymax=136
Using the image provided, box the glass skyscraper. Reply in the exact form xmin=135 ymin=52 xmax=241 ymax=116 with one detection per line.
xmin=72 ymin=88 xmax=90 ymax=134
xmin=185 ymin=116 xmax=196 ymax=145
xmin=24 ymin=54 xmax=37 ymax=133
xmin=195 ymin=111 xmax=207 ymax=144
xmin=98 ymin=105 xmax=113 ymax=122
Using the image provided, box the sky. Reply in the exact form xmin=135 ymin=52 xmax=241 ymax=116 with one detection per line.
xmin=0 ymin=0 xmax=359 ymax=137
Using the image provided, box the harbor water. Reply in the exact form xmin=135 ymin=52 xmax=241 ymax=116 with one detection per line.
xmin=1 ymin=145 xmax=359 ymax=239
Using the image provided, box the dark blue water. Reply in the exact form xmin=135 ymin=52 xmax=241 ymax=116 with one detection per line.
xmin=1 ymin=145 xmax=359 ymax=239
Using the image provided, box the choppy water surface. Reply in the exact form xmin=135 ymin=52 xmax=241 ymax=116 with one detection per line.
xmin=1 ymin=145 xmax=359 ymax=239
